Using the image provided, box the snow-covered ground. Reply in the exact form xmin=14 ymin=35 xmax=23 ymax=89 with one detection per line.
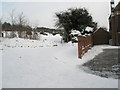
xmin=0 ymin=34 xmax=119 ymax=88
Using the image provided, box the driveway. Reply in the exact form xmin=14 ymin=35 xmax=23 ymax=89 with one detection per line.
xmin=83 ymin=48 xmax=120 ymax=79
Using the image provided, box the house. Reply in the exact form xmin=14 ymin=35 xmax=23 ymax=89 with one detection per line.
xmin=109 ymin=2 xmax=120 ymax=46
xmin=36 ymin=27 xmax=64 ymax=35
xmin=92 ymin=28 xmax=110 ymax=45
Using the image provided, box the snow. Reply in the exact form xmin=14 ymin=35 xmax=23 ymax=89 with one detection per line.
xmin=2 ymin=34 xmax=62 ymax=48
xmin=85 ymin=27 xmax=93 ymax=32
xmin=71 ymin=30 xmax=81 ymax=35
xmin=0 ymin=34 xmax=119 ymax=88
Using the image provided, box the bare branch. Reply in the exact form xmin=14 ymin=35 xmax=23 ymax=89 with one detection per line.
xmin=17 ymin=12 xmax=29 ymax=26
xmin=10 ymin=9 xmax=17 ymax=25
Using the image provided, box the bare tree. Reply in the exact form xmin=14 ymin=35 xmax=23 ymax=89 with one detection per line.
xmin=9 ymin=10 xmax=30 ymax=39
xmin=18 ymin=12 xmax=26 ymax=26
xmin=9 ymin=9 xmax=17 ymax=38
xmin=17 ymin=12 xmax=29 ymax=38
xmin=10 ymin=9 xmax=17 ymax=25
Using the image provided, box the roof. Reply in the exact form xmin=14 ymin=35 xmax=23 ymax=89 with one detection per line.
xmin=109 ymin=2 xmax=120 ymax=19
xmin=114 ymin=2 xmax=120 ymax=16
xmin=93 ymin=28 xmax=109 ymax=34
xmin=114 ymin=2 xmax=120 ymax=11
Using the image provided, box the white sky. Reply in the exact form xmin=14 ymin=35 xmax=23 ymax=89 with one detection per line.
xmin=0 ymin=0 xmax=120 ymax=29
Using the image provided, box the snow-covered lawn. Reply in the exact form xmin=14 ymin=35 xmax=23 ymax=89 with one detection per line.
xmin=0 ymin=34 xmax=118 ymax=88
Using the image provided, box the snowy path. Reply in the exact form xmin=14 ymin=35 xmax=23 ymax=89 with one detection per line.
xmin=2 ymin=45 xmax=118 ymax=88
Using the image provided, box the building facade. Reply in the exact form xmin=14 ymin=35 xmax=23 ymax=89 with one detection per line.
xmin=109 ymin=2 xmax=120 ymax=46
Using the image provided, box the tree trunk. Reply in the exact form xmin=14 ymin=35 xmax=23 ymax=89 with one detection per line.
xmin=63 ymin=30 xmax=71 ymax=42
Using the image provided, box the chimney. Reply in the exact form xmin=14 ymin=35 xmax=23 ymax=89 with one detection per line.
xmin=110 ymin=0 xmax=115 ymax=13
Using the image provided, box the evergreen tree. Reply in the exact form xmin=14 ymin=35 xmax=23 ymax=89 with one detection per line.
xmin=55 ymin=8 xmax=96 ymax=42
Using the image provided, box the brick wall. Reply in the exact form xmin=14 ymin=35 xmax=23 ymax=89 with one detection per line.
xmin=109 ymin=2 xmax=120 ymax=46
xmin=110 ymin=14 xmax=120 ymax=46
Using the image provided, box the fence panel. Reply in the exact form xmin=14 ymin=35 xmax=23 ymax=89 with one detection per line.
xmin=78 ymin=36 xmax=93 ymax=58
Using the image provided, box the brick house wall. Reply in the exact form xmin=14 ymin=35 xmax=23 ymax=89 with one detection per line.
xmin=109 ymin=2 xmax=120 ymax=46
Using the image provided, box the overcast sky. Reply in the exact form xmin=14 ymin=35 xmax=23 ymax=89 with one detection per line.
xmin=1 ymin=0 xmax=120 ymax=29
